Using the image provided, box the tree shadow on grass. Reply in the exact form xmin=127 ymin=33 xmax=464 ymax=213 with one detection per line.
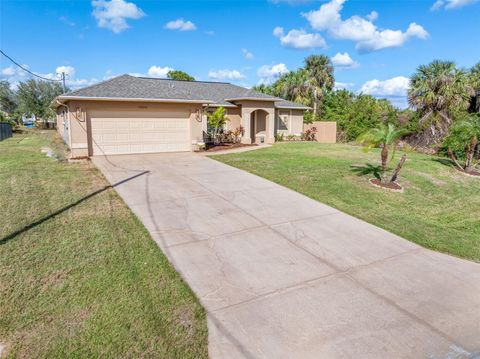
xmin=0 ymin=170 xmax=150 ymax=246
xmin=350 ymin=163 xmax=382 ymax=180
xmin=430 ymin=157 xmax=455 ymax=168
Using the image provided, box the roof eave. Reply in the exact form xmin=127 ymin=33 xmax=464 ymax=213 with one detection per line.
xmin=55 ymin=96 xmax=214 ymax=105
xmin=275 ymin=105 xmax=311 ymax=110
xmin=225 ymin=97 xmax=281 ymax=102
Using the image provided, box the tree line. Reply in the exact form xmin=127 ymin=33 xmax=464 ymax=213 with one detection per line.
xmin=253 ymin=56 xmax=480 ymax=148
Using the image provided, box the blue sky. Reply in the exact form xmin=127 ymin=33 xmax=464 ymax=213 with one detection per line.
xmin=1 ymin=0 xmax=479 ymax=108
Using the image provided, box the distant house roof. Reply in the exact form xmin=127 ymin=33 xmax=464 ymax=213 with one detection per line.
xmin=57 ymin=74 xmax=310 ymax=110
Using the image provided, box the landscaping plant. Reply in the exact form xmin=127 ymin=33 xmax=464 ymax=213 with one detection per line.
xmin=443 ymin=114 xmax=480 ymax=174
xmin=357 ymin=123 xmax=409 ymax=184
xmin=302 ymin=126 xmax=317 ymax=141
xmin=206 ymin=106 xmax=228 ymax=145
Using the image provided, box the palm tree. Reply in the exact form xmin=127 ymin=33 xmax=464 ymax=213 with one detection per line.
xmin=408 ymin=60 xmax=473 ymax=143
xmin=357 ymin=123 xmax=409 ymax=183
xmin=304 ymin=55 xmax=334 ymax=118
xmin=469 ymin=62 xmax=480 ymax=112
xmin=275 ymin=69 xmax=311 ymax=106
xmin=443 ymin=115 xmax=480 ymax=173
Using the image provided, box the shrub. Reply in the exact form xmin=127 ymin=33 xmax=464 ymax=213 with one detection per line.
xmin=302 ymin=127 xmax=317 ymax=141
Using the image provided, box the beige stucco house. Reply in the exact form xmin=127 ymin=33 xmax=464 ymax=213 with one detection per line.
xmin=53 ymin=74 xmax=309 ymax=158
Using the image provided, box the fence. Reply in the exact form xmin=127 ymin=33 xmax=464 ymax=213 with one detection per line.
xmin=0 ymin=122 xmax=13 ymax=142
xmin=304 ymin=121 xmax=336 ymax=143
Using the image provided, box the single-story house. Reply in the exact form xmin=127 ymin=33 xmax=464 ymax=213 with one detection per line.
xmin=53 ymin=74 xmax=309 ymax=158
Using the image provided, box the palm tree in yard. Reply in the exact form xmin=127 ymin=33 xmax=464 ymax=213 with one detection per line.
xmin=357 ymin=123 xmax=410 ymax=184
xmin=469 ymin=62 xmax=480 ymax=112
xmin=408 ymin=60 xmax=473 ymax=144
xmin=275 ymin=70 xmax=311 ymax=106
xmin=443 ymin=115 xmax=480 ymax=173
xmin=304 ymin=55 xmax=334 ymax=118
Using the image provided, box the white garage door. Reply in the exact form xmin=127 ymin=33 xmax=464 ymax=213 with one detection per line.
xmin=90 ymin=110 xmax=190 ymax=155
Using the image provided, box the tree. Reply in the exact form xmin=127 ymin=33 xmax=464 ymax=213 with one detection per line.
xmin=207 ymin=106 xmax=229 ymax=144
xmin=0 ymin=80 xmax=17 ymax=114
xmin=251 ymin=83 xmax=277 ymax=96
xmin=357 ymin=123 xmax=409 ymax=184
xmin=304 ymin=55 xmax=334 ymax=118
xmin=16 ymin=79 xmax=65 ymax=125
xmin=408 ymin=60 xmax=473 ymax=144
xmin=275 ymin=69 xmax=311 ymax=106
xmin=167 ymin=70 xmax=195 ymax=81
xmin=443 ymin=114 xmax=480 ymax=173
xmin=469 ymin=62 xmax=480 ymax=113
xmin=252 ymin=55 xmax=335 ymax=119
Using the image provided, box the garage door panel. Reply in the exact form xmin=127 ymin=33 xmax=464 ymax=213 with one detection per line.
xmin=91 ymin=112 xmax=190 ymax=155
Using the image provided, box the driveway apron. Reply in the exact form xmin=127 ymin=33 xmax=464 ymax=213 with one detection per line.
xmin=93 ymin=153 xmax=480 ymax=359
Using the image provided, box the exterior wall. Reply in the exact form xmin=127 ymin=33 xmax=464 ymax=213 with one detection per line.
xmin=55 ymin=107 xmax=69 ymax=146
xmin=236 ymin=100 xmax=276 ymax=144
xmin=290 ymin=110 xmax=304 ymax=135
xmin=274 ymin=109 xmax=305 ymax=136
xmin=304 ymin=121 xmax=337 ymax=143
xmin=225 ymin=107 xmax=241 ymax=131
xmin=60 ymin=100 xmax=203 ymax=158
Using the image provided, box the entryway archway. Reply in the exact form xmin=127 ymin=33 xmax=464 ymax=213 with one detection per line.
xmin=249 ymin=109 xmax=269 ymax=144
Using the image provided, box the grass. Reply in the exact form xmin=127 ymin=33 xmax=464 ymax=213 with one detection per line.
xmin=0 ymin=131 xmax=208 ymax=358
xmin=212 ymin=142 xmax=480 ymax=262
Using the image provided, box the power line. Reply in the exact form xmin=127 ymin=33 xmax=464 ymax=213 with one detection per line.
xmin=0 ymin=49 xmax=63 ymax=82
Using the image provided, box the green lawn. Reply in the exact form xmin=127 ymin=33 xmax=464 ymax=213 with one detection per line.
xmin=212 ymin=142 xmax=480 ymax=262
xmin=0 ymin=131 xmax=208 ymax=358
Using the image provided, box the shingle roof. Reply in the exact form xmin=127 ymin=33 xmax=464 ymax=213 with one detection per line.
xmin=60 ymin=74 xmax=310 ymax=110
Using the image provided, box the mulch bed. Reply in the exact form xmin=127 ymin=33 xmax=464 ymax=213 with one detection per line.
xmin=369 ymin=178 xmax=404 ymax=192
xmin=455 ymin=168 xmax=480 ymax=177
xmin=202 ymin=143 xmax=257 ymax=152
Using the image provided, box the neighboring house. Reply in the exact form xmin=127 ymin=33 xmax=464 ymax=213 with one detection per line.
xmin=53 ymin=74 xmax=309 ymax=158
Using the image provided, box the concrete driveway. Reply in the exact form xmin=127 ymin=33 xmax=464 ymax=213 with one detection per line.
xmin=93 ymin=153 xmax=480 ymax=359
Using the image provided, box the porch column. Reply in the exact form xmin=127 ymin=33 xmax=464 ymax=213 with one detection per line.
xmin=266 ymin=108 xmax=275 ymax=144
xmin=241 ymin=108 xmax=252 ymax=144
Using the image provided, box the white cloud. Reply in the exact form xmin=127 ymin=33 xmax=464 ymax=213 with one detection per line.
xmin=273 ymin=27 xmax=326 ymax=49
xmin=147 ymin=65 xmax=174 ymax=78
xmin=59 ymin=16 xmax=75 ymax=26
xmin=1 ymin=67 xmax=16 ymax=76
xmin=366 ymin=11 xmax=378 ymax=21
xmin=331 ymin=52 xmax=358 ymax=69
xmin=165 ymin=18 xmax=197 ymax=31
xmin=303 ymin=0 xmax=428 ymax=52
xmin=257 ymin=63 xmax=289 ymax=78
xmin=242 ymin=48 xmax=254 ymax=60
xmin=431 ymin=0 xmax=479 ymax=9
xmin=91 ymin=0 xmax=145 ymax=34
xmin=0 ymin=64 xmax=100 ymax=89
xmin=334 ymin=81 xmax=354 ymax=90
xmin=360 ymin=76 xmax=410 ymax=97
xmin=208 ymin=69 xmax=245 ymax=81
xmin=56 ymin=66 xmax=76 ymax=77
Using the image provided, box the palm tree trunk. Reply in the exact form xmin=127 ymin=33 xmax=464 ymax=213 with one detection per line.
xmin=465 ymin=136 xmax=478 ymax=172
xmin=390 ymin=154 xmax=407 ymax=183
xmin=313 ymin=88 xmax=318 ymax=118
xmin=447 ymin=147 xmax=465 ymax=171
xmin=381 ymin=144 xmax=389 ymax=183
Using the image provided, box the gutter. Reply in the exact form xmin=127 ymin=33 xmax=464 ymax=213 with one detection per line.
xmin=54 ymin=96 xmax=214 ymax=106
xmin=225 ymin=97 xmax=282 ymax=102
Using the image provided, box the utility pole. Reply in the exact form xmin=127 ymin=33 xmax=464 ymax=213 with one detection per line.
xmin=61 ymin=72 xmax=66 ymax=94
